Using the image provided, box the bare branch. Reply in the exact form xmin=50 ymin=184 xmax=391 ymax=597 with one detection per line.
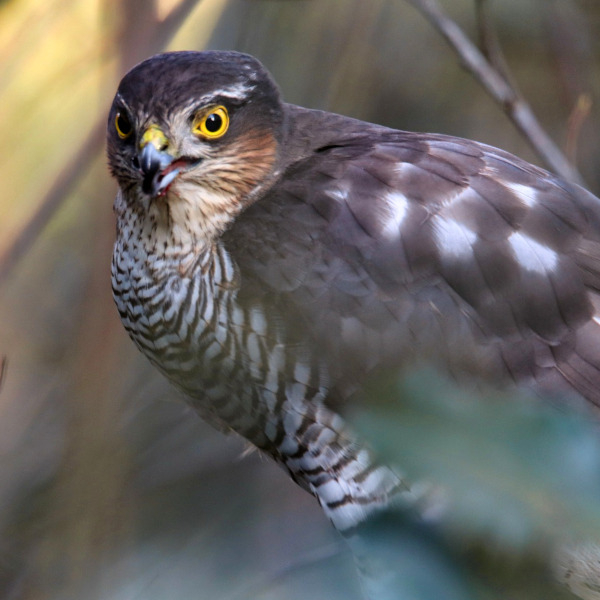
xmin=0 ymin=122 xmax=106 ymax=287
xmin=160 ymin=0 xmax=203 ymax=41
xmin=405 ymin=0 xmax=584 ymax=186
xmin=566 ymin=93 xmax=593 ymax=166
xmin=474 ymin=0 xmax=515 ymax=88
xmin=0 ymin=356 xmax=6 ymax=394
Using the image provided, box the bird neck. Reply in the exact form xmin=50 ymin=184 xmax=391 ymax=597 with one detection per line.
xmin=152 ymin=187 xmax=242 ymax=250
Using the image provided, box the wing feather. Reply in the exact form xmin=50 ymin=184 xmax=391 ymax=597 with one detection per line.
xmin=225 ymin=116 xmax=600 ymax=407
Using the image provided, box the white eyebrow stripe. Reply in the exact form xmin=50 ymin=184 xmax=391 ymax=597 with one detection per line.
xmin=508 ymin=231 xmax=558 ymax=273
xmin=432 ymin=215 xmax=477 ymax=259
xmin=196 ymin=83 xmax=256 ymax=104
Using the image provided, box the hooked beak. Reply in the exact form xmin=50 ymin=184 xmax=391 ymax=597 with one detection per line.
xmin=137 ymin=125 xmax=187 ymax=198
xmin=136 ymin=125 xmax=203 ymax=198
xmin=138 ymin=142 xmax=179 ymax=197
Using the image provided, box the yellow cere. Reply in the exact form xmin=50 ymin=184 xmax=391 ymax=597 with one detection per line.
xmin=140 ymin=125 xmax=169 ymax=150
xmin=193 ymin=105 xmax=229 ymax=139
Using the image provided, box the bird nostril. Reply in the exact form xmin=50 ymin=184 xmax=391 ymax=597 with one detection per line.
xmin=131 ymin=155 xmax=140 ymax=169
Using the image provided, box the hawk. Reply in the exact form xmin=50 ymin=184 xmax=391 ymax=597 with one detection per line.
xmin=108 ymin=50 xmax=600 ymax=594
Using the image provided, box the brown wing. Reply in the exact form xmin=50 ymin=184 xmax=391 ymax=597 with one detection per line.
xmin=224 ymin=111 xmax=600 ymax=407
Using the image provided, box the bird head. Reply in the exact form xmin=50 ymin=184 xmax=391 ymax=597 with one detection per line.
xmin=107 ymin=51 xmax=285 ymax=245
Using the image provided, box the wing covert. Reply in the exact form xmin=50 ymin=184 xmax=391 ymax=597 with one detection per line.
xmin=225 ymin=123 xmax=600 ymax=406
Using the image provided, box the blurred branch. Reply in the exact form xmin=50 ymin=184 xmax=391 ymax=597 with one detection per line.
xmin=160 ymin=0 xmax=204 ymax=45
xmin=405 ymin=0 xmax=585 ymax=186
xmin=0 ymin=121 xmax=106 ymax=288
xmin=474 ymin=0 xmax=514 ymax=87
xmin=544 ymin=2 xmax=596 ymax=176
xmin=566 ymin=93 xmax=593 ymax=166
xmin=544 ymin=0 xmax=592 ymax=108
xmin=0 ymin=356 xmax=6 ymax=394
xmin=0 ymin=0 xmax=203 ymax=289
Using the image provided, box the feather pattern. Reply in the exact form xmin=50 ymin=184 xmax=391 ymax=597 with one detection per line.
xmin=109 ymin=51 xmax=600 ymax=535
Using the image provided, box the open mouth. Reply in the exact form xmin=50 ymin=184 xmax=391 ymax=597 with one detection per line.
xmin=155 ymin=157 xmax=203 ymax=197
xmin=139 ymin=147 xmax=203 ymax=198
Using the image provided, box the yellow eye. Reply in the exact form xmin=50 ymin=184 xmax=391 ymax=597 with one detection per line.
xmin=193 ymin=106 xmax=229 ymax=139
xmin=115 ymin=111 xmax=133 ymax=139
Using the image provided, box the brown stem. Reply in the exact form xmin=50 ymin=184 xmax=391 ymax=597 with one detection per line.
xmin=0 ymin=356 xmax=6 ymax=394
xmin=566 ymin=93 xmax=593 ymax=166
xmin=405 ymin=0 xmax=584 ymax=186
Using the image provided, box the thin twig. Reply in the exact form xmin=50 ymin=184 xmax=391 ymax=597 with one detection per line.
xmin=0 ymin=356 xmax=6 ymax=394
xmin=0 ymin=122 xmax=106 ymax=287
xmin=474 ymin=0 xmax=515 ymax=89
xmin=566 ymin=93 xmax=593 ymax=166
xmin=405 ymin=0 xmax=584 ymax=186
xmin=159 ymin=0 xmax=204 ymax=44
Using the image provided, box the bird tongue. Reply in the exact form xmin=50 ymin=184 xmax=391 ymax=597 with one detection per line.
xmin=156 ymin=157 xmax=200 ymax=196
xmin=161 ymin=158 xmax=191 ymax=175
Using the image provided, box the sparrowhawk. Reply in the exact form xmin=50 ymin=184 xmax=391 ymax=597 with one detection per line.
xmin=108 ymin=50 xmax=600 ymax=595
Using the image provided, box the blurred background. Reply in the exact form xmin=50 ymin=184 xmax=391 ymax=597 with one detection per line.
xmin=1 ymin=1 xmax=600 ymax=599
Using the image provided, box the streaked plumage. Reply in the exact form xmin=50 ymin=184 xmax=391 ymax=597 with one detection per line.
xmin=108 ymin=50 xmax=600 ymax=593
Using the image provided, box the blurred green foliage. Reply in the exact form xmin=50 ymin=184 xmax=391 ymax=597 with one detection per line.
xmin=354 ymin=370 xmax=600 ymax=598
xmin=358 ymin=371 xmax=600 ymax=551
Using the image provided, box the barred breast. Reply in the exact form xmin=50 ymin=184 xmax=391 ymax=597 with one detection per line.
xmin=111 ymin=212 xmax=413 ymax=531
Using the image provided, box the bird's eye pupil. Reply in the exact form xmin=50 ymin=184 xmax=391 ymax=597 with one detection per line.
xmin=115 ymin=112 xmax=133 ymax=139
xmin=193 ymin=105 xmax=229 ymax=138
xmin=205 ymin=113 xmax=222 ymax=133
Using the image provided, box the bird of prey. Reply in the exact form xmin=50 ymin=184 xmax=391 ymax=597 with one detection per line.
xmin=108 ymin=50 xmax=600 ymax=595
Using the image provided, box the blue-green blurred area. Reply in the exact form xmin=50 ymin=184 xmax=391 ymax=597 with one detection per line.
xmin=358 ymin=371 xmax=600 ymax=542
xmin=1 ymin=1 xmax=600 ymax=598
